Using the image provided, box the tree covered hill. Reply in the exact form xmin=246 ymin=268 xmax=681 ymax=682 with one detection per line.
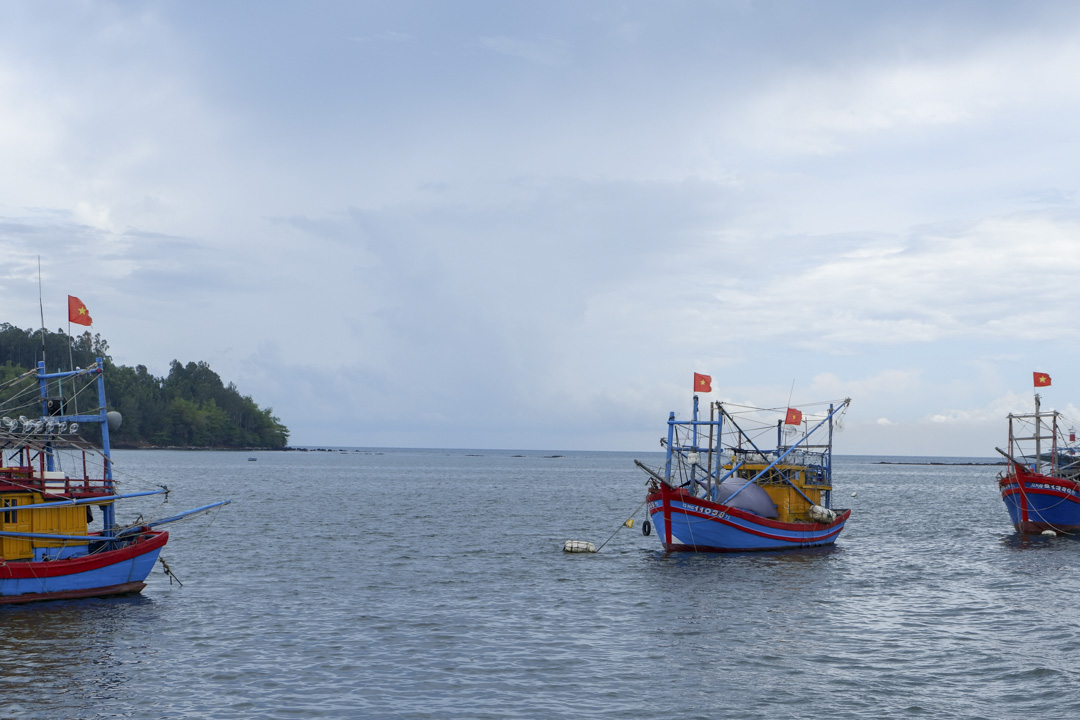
xmin=0 ymin=323 xmax=289 ymax=449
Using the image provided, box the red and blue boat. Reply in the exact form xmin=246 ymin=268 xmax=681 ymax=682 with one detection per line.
xmin=637 ymin=392 xmax=852 ymax=552
xmin=1 ymin=359 xmax=229 ymax=604
xmin=998 ymin=391 xmax=1080 ymax=534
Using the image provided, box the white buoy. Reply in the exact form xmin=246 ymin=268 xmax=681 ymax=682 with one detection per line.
xmin=1042 ymin=529 xmax=1057 ymax=536
xmin=850 ymin=491 xmax=857 ymax=498
xmin=563 ymin=540 xmax=597 ymax=553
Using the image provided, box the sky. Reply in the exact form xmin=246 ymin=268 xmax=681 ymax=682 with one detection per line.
xmin=2 ymin=1 xmax=1080 ymax=455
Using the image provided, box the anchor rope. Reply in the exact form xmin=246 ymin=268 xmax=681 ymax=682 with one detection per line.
xmin=594 ymin=500 xmax=647 ymax=552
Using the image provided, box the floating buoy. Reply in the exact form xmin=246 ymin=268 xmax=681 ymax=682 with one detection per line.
xmin=1042 ymin=529 xmax=1057 ymax=536
xmin=624 ymin=518 xmax=634 ymax=529
xmin=850 ymin=491 xmax=857 ymax=498
xmin=563 ymin=540 xmax=597 ymax=553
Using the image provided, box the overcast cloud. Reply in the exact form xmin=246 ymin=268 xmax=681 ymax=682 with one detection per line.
xmin=2 ymin=1 xmax=1080 ymax=455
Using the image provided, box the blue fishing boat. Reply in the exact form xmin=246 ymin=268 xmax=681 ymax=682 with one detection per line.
xmin=0 ymin=359 xmax=230 ymax=604
xmin=997 ymin=391 xmax=1080 ymax=534
xmin=637 ymin=392 xmax=851 ymax=552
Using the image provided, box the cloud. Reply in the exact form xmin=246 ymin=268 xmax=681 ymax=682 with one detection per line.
xmin=3 ymin=2 xmax=1080 ymax=454
xmin=729 ymin=28 xmax=1080 ymax=156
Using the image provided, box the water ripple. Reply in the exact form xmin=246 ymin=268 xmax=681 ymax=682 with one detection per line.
xmin=2 ymin=451 xmax=1078 ymax=718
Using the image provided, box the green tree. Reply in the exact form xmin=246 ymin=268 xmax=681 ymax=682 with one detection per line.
xmin=0 ymin=324 xmax=289 ymax=449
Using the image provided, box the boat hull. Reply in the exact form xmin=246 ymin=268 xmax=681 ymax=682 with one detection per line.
xmin=999 ymin=466 xmax=1080 ymax=534
xmin=646 ymin=485 xmax=849 ymax=552
xmin=0 ymin=530 xmax=168 ymax=604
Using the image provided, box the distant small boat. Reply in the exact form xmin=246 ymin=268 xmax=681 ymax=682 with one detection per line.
xmin=248 ymin=457 xmax=257 ymax=461
xmin=636 ymin=392 xmax=852 ymax=552
xmin=997 ymin=392 xmax=1080 ymax=534
xmin=1 ymin=359 xmax=230 ymax=604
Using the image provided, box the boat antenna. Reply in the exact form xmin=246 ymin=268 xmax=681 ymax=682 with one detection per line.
xmin=37 ymin=256 xmax=47 ymax=367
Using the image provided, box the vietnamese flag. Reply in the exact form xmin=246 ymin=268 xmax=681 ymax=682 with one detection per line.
xmin=694 ymin=373 xmax=712 ymax=393
xmin=68 ymin=295 xmax=93 ymax=326
xmin=1034 ymin=372 xmax=1052 ymax=388
xmin=785 ymin=408 xmax=803 ymax=425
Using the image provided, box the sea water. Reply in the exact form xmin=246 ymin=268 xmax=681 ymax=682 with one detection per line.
xmin=1 ymin=450 xmax=1078 ymax=719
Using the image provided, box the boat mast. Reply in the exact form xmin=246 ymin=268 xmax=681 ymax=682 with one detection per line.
xmin=35 ymin=361 xmax=53 ymax=473
xmin=1035 ymin=393 xmax=1041 ymax=475
xmin=663 ymin=412 xmax=676 ymax=481
xmin=706 ymin=401 xmax=715 ymax=500
xmin=690 ymin=395 xmax=700 ymax=490
xmin=95 ymin=359 xmax=116 ymax=534
xmin=826 ymin=403 xmax=835 ymax=507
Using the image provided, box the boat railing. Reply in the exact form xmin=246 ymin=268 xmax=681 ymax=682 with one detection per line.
xmin=39 ymin=474 xmax=114 ymax=498
xmin=0 ymin=465 xmax=113 ymax=498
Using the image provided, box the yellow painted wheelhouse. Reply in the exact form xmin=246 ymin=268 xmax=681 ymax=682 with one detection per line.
xmin=722 ymin=459 xmax=833 ymax=524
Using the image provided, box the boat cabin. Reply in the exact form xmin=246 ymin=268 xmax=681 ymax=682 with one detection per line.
xmin=724 ymin=458 xmax=831 ymax=524
xmin=0 ymin=446 xmax=111 ymax=562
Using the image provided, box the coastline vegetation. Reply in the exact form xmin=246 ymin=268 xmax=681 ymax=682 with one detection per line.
xmin=0 ymin=323 xmax=289 ymax=449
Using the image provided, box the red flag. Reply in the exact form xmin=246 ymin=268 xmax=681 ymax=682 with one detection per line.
xmin=1034 ymin=372 xmax=1051 ymax=387
xmin=68 ymin=295 xmax=93 ymax=326
xmin=694 ymin=373 xmax=712 ymax=393
xmin=785 ymin=408 xmax=802 ymax=425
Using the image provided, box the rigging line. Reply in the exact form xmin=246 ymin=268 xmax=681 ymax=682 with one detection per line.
xmin=0 ymin=369 xmax=37 ymax=394
xmin=0 ymin=380 xmax=50 ymax=408
xmin=202 ymin=503 xmax=224 ymax=531
xmin=723 ymin=399 xmax=850 ymax=413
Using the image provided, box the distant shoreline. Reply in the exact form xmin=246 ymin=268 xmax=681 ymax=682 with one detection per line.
xmin=876 ymin=461 xmax=1004 ymax=466
xmin=108 ymin=447 xmax=1010 ymax=464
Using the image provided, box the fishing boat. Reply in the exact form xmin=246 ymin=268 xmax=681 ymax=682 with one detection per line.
xmin=1 ymin=359 xmax=230 ymax=604
xmin=636 ymin=393 xmax=852 ymax=552
xmin=997 ymin=392 xmax=1080 ymax=534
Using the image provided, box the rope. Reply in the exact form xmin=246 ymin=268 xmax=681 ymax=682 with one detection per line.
xmin=1008 ymin=464 xmax=1078 ymax=535
xmin=594 ymin=500 xmax=647 ymax=552
xmin=159 ymin=557 xmax=184 ymax=587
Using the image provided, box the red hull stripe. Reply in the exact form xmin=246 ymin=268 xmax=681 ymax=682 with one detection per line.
xmin=651 ymin=504 xmax=848 ymax=543
xmin=1004 ymin=468 xmax=1080 ymax=492
xmin=0 ymin=582 xmax=147 ymax=605
xmin=666 ymin=505 xmax=849 ymax=542
xmin=647 ymin=489 xmax=849 ymax=533
xmin=646 ymin=486 xmax=850 ymax=546
xmin=0 ymin=531 xmax=168 ymax=580
xmin=1001 ymin=486 xmax=1080 ymax=503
